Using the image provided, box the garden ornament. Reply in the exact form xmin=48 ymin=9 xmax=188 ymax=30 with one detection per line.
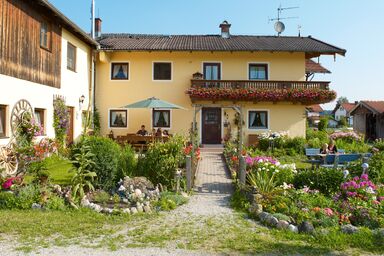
xmin=343 ymin=169 xmax=349 ymax=179
xmin=361 ymin=163 xmax=369 ymax=174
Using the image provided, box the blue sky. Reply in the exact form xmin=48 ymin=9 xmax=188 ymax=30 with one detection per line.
xmin=49 ymin=0 xmax=384 ymax=110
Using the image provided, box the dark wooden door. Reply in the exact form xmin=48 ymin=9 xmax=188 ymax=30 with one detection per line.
xmin=66 ymin=106 xmax=74 ymax=145
xmin=202 ymin=108 xmax=221 ymax=144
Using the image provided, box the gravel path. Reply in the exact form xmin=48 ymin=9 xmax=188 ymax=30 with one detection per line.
xmin=3 ymin=150 xmax=237 ymax=256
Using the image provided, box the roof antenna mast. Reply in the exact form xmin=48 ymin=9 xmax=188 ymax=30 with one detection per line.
xmin=91 ymin=0 xmax=95 ymax=39
xmin=269 ymin=4 xmax=299 ymax=36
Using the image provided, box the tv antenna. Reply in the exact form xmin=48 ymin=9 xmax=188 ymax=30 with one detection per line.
xmin=269 ymin=4 xmax=299 ymax=36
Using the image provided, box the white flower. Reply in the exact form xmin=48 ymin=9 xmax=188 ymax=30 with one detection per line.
xmin=257 ymin=168 xmax=261 ymax=171
xmin=274 ymin=170 xmax=279 ymax=173
xmin=275 ymin=161 xmax=281 ymax=166
xmin=366 ymin=187 xmax=375 ymax=194
xmin=118 ymin=185 xmax=126 ymax=192
xmin=258 ymin=159 xmax=264 ymax=163
xmin=262 ymin=167 xmax=266 ymax=170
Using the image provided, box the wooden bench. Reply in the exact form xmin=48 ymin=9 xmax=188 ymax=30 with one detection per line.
xmin=320 ymin=153 xmax=362 ymax=168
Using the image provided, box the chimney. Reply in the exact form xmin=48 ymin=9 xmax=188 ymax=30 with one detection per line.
xmin=95 ymin=18 xmax=102 ymax=38
xmin=219 ymin=20 xmax=231 ymax=39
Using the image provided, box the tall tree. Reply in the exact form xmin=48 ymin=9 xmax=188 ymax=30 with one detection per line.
xmin=337 ymin=96 xmax=349 ymax=104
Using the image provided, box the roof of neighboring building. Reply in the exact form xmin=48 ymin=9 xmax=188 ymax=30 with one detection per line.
xmin=98 ymin=34 xmax=346 ymax=56
xmin=306 ymin=104 xmax=324 ymax=112
xmin=350 ymin=101 xmax=384 ymax=115
xmin=305 ymin=59 xmax=331 ymax=74
xmin=333 ymin=102 xmax=356 ymax=114
xmin=35 ymin=0 xmax=98 ymax=47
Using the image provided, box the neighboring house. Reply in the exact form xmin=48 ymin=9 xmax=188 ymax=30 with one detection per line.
xmin=0 ymin=0 xmax=98 ymax=146
xmin=95 ymin=20 xmax=345 ymax=145
xmin=306 ymin=104 xmax=323 ymax=126
xmin=332 ymin=102 xmax=356 ymax=126
xmin=350 ymin=101 xmax=384 ymax=140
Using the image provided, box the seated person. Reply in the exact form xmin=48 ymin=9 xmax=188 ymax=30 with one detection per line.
xmin=328 ymin=139 xmax=338 ymax=154
xmin=155 ymin=128 xmax=163 ymax=137
xmin=150 ymin=128 xmax=156 ymax=136
xmin=162 ymin=129 xmax=169 ymax=137
xmin=136 ymin=125 xmax=148 ymax=136
xmin=320 ymin=143 xmax=329 ymax=154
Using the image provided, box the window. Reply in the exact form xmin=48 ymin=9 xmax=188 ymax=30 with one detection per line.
xmin=111 ymin=63 xmax=129 ymax=80
xmin=203 ymin=63 xmax=221 ymax=80
xmin=109 ymin=109 xmax=127 ymax=128
xmin=153 ymin=110 xmax=170 ymax=128
xmin=34 ymin=108 xmax=45 ymax=135
xmin=249 ymin=64 xmax=268 ymax=80
xmin=67 ymin=42 xmax=77 ymax=71
xmin=0 ymin=105 xmax=6 ymax=137
xmin=40 ymin=21 xmax=51 ymax=50
xmin=248 ymin=110 xmax=268 ymax=129
xmin=153 ymin=62 xmax=172 ymax=80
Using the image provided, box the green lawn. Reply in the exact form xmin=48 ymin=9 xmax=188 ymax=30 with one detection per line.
xmin=44 ymin=155 xmax=73 ymax=185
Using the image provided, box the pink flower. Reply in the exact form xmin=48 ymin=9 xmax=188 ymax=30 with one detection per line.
xmin=372 ymin=200 xmax=380 ymax=205
xmin=2 ymin=177 xmax=16 ymax=190
xmin=378 ymin=196 xmax=384 ymax=202
xmin=361 ymin=174 xmax=369 ymax=181
xmin=324 ymin=208 xmax=334 ymax=216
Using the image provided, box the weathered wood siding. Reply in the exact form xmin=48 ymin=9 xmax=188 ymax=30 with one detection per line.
xmin=0 ymin=0 xmax=61 ymax=88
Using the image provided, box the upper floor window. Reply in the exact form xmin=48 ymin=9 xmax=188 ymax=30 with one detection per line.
xmin=203 ymin=63 xmax=221 ymax=80
xmin=40 ymin=21 xmax=51 ymax=50
xmin=67 ymin=42 xmax=77 ymax=72
xmin=0 ymin=105 xmax=6 ymax=137
xmin=111 ymin=63 xmax=129 ymax=80
xmin=34 ymin=108 xmax=45 ymax=135
xmin=248 ymin=110 xmax=268 ymax=130
xmin=153 ymin=109 xmax=171 ymax=128
xmin=153 ymin=62 xmax=172 ymax=80
xmin=249 ymin=64 xmax=268 ymax=80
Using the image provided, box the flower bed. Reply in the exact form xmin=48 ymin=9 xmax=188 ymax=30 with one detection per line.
xmin=225 ymin=141 xmax=384 ymax=234
xmin=187 ymin=87 xmax=336 ymax=104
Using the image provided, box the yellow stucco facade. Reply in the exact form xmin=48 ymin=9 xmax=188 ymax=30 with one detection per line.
xmin=96 ymin=51 xmax=307 ymax=144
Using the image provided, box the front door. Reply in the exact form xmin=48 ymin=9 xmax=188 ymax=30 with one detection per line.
xmin=66 ymin=106 xmax=74 ymax=145
xmin=202 ymin=108 xmax=221 ymax=144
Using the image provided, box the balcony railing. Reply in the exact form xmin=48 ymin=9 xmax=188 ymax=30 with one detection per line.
xmin=191 ymin=79 xmax=330 ymax=90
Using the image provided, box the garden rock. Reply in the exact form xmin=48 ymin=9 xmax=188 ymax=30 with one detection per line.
xmin=122 ymin=208 xmax=131 ymax=214
xmin=276 ymin=220 xmax=289 ymax=230
xmin=258 ymin=212 xmax=270 ymax=222
xmin=122 ymin=176 xmax=154 ymax=194
xmin=32 ymin=203 xmax=42 ymax=209
xmin=249 ymin=203 xmax=263 ymax=215
xmin=298 ymin=221 xmax=314 ymax=234
xmin=130 ymin=207 xmax=138 ymax=214
xmin=341 ymin=224 xmax=359 ymax=234
xmin=81 ymin=197 xmax=91 ymax=207
xmin=143 ymin=205 xmax=151 ymax=213
xmin=288 ymin=224 xmax=298 ymax=233
xmin=137 ymin=205 xmax=144 ymax=213
xmin=266 ymin=216 xmax=279 ymax=227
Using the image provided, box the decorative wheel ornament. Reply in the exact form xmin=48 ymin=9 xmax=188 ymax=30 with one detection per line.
xmin=0 ymin=146 xmax=18 ymax=177
xmin=10 ymin=99 xmax=33 ymax=136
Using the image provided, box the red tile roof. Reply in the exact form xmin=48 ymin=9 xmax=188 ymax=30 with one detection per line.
xmin=341 ymin=102 xmax=356 ymax=113
xmin=98 ymin=34 xmax=346 ymax=56
xmin=305 ymin=59 xmax=331 ymax=74
xmin=306 ymin=104 xmax=323 ymax=112
xmin=361 ymin=101 xmax=384 ymax=114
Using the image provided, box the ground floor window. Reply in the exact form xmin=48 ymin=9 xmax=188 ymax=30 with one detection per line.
xmin=34 ymin=108 xmax=45 ymax=135
xmin=248 ymin=110 xmax=268 ymax=129
xmin=152 ymin=109 xmax=170 ymax=128
xmin=0 ymin=105 xmax=6 ymax=137
xmin=109 ymin=109 xmax=128 ymax=128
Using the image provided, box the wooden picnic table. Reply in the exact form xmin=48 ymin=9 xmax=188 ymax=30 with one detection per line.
xmin=112 ymin=133 xmax=170 ymax=151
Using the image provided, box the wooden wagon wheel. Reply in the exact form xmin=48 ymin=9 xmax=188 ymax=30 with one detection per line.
xmin=0 ymin=146 xmax=18 ymax=177
xmin=11 ymin=99 xmax=33 ymax=136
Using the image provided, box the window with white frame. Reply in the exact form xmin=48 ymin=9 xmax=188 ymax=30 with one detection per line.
xmin=0 ymin=105 xmax=6 ymax=137
xmin=153 ymin=62 xmax=172 ymax=80
xmin=34 ymin=108 xmax=45 ymax=135
xmin=111 ymin=63 xmax=129 ymax=80
xmin=152 ymin=109 xmax=170 ymax=128
xmin=248 ymin=110 xmax=268 ymax=129
xmin=249 ymin=64 xmax=268 ymax=80
xmin=67 ymin=42 xmax=77 ymax=71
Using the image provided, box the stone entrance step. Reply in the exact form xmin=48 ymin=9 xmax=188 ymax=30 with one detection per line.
xmin=200 ymin=144 xmax=224 ymax=154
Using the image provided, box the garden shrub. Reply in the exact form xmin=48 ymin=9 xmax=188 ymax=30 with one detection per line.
xmin=318 ymin=118 xmax=328 ymax=131
xmin=45 ymin=195 xmax=66 ymax=210
xmin=71 ymin=136 xmax=121 ymax=191
xmin=137 ymin=135 xmax=185 ymax=187
xmin=119 ymin=144 xmax=137 ymax=178
xmin=156 ymin=191 xmax=188 ymax=211
xmin=284 ymin=137 xmax=306 ymax=155
xmin=15 ymin=184 xmax=41 ymax=209
xmin=293 ymin=168 xmax=344 ymax=195
xmin=373 ymin=139 xmax=384 ymax=151
xmin=0 ymin=192 xmax=17 ymax=209
xmin=367 ymin=152 xmax=384 ymax=183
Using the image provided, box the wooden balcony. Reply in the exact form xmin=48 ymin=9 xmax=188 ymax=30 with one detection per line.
xmin=187 ymin=80 xmax=336 ymax=104
xmin=191 ymin=79 xmax=330 ymax=90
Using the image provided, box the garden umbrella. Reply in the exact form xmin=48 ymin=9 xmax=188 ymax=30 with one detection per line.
xmin=122 ymin=97 xmax=185 ymax=110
